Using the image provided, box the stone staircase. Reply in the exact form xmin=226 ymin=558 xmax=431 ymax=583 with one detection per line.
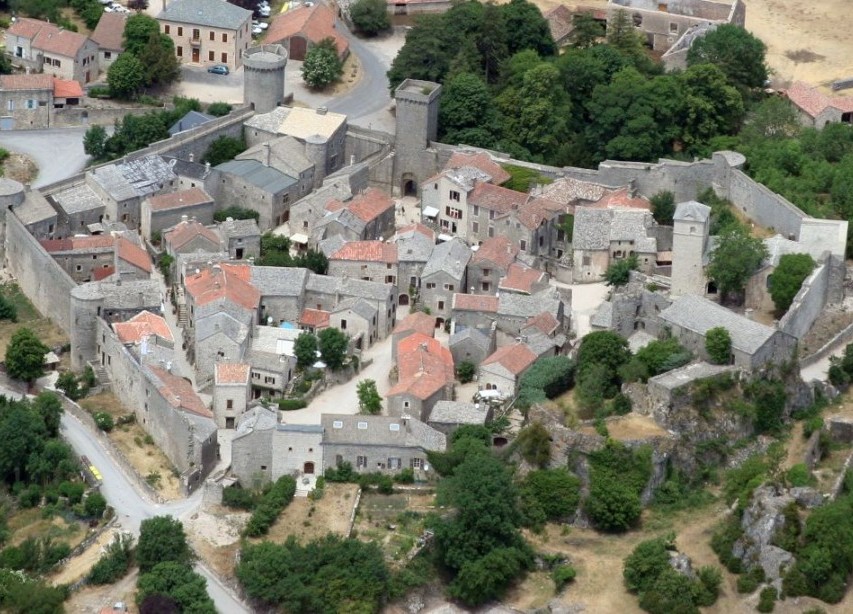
xmin=88 ymin=361 xmax=109 ymax=384
xmin=294 ymin=474 xmax=317 ymax=498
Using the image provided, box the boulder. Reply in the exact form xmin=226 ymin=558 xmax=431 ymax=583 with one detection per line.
xmin=732 ymin=485 xmax=796 ymax=583
xmin=668 ymin=552 xmax=696 ymax=579
xmin=790 ymin=486 xmax=825 ymax=509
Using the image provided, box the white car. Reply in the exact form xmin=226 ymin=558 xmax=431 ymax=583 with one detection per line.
xmin=103 ymin=5 xmax=115 ymax=11
xmin=257 ymin=21 xmax=268 ymax=30
xmin=252 ymin=25 xmax=263 ymax=35
xmin=258 ymin=7 xmax=271 ymax=17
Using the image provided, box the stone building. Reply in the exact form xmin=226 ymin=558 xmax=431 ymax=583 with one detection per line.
xmin=394 ymin=79 xmax=442 ymax=196
xmin=391 ymin=222 xmax=436 ymax=304
xmin=5 ymin=18 xmax=99 ymax=83
xmin=88 ymin=155 xmax=178 ymax=229
xmin=391 ymin=311 xmax=435 ymax=361
xmin=213 ymin=158 xmax=301 ymax=230
xmin=217 ymin=217 xmax=261 ymax=260
xmin=265 ymin=3 xmax=348 ymax=61
xmin=305 ymin=272 xmax=398 ymax=337
xmin=478 ymin=342 xmax=537 ymax=398
xmin=163 ymin=218 xmax=221 ymax=260
xmin=0 ymin=74 xmax=53 ymax=131
xmin=387 ymin=333 xmax=454 ymax=421
xmin=327 ymin=241 xmax=398 ymax=286
xmin=157 ymin=0 xmax=252 ymax=71
xmin=213 ymin=362 xmax=251 ymax=428
xmin=247 ymin=326 xmax=298 ymax=399
xmin=670 ymin=200 xmax=711 ymax=297
xmin=784 ymin=82 xmax=853 ymax=130
xmin=468 ymin=236 xmax=518 ymax=295
xmin=420 ymin=238 xmax=471 ymax=322
xmin=315 ymin=188 xmax=396 ymax=243
xmin=498 ymin=262 xmax=550 ymax=296
xmin=141 ymin=187 xmax=215 ymax=240
xmin=330 ymin=298 xmax=379 ymax=350
xmin=448 ymin=325 xmax=495 ymax=367
xmin=251 ymin=266 xmax=309 ymax=327
xmin=451 ymin=294 xmax=498 ymax=334
xmin=40 ymin=235 xmax=116 ymax=283
xmin=89 ymin=11 xmax=127 ymax=70
xmin=237 ymin=137 xmax=316 ymax=199
xmin=428 ymin=400 xmax=493 ymax=435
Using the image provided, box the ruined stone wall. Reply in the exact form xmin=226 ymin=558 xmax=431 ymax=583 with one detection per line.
xmin=778 ymin=262 xmax=830 ymax=340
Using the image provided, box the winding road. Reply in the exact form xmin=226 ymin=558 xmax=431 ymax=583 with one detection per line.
xmin=326 ymin=26 xmax=393 ymax=121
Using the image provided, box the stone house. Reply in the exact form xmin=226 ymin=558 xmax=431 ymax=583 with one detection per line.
xmin=236 ymin=137 xmax=315 ymax=199
xmin=449 ymin=325 xmax=495 ymax=367
xmin=321 ymin=413 xmax=446 ymax=477
xmin=327 ymin=241 xmax=398 ymax=286
xmin=498 ymin=262 xmax=549 ymax=296
xmin=428 ymin=400 xmax=493 ymax=435
xmin=5 ymin=18 xmax=99 ymax=83
xmin=141 ymin=187 xmax=215 ymax=240
xmin=213 ymin=158 xmax=300 ymax=230
xmin=670 ymin=200 xmax=711 ymax=297
xmin=387 ymin=333 xmax=454 ymax=421
xmin=217 ymin=218 xmax=261 ymax=261
xmin=48 ymin=182 xmax=106 ymax=236
xmin=572 ymin=207 xmax=660 ymax=283
xmin=299 ymin=307 xmax=330 ymax=334
xmin=316 ymin=188 xmax=396 ymax=243
xmin=451 ymin=294 xmax=498 ymax=334
xmin=286 ymin=175 xmax=359 ymax=241
xmin=478 ymin=342 xmax=537 ymax=398
xmin=213 ymin=362 xmax=251 ymax=428
xmin=659 ymin=294 xmax=798 ymax=370
xmin=40 ymin=235 xmax=116 ymax=283
xmin=391 ymin=311 xmax=435 ymax=361
xmin=163 ymin=218 xmax=221 ymax=260
xmin=420 ymin=238 xmax=471 ymax=322
xmin=0 ymin=74 xmax=53 ymax=130
xmin=496 ymin=288 xmax=567 ymax=336
xmin=168 ymin=110 xmax=214 ymax=137
xmin=304 ymin=273 xmax=397 ymax=338
xmin=784 ymin=81 xmax=853 ymax=130
xmin=251 ymin=266 xmax=309 ymax=327
xmin=468 ymin=235 xmax=518 ymax=295
xmin=391 ymin=222 xmax=436 ymax=304
xmin=115 ymin=236 xmax=153 ymax=281
xmin=89 ymin=11 xmax=126 ymax=70
xmin=157 ymin=0 xmax=252 ymax=71
xmin=265 ymin=3 xmax=349 ymax=61
xmin=329 ymin=298 xmax=379 ymax=350
xmin=247 ymin=326 xmax=298 ymax=399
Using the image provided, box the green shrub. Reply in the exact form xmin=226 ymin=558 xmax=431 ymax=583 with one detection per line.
xmin=324 ymin=461 xmax=356 ymax=483
xmin=88 ymin=533 xmax=134 ymax=585
xmin=244 ymin=476 xmax=297 ymax=537
xmin=786 ymin=463 xmax=814 ymax=487
xmin=456 ymin=361 xmax=476 ymax=384
xmin=207 ymin=102 xmax=233 ymax=117
xmin=585 ymin=441 xmax=651 ymax=532
xmin=93 ymin=412 xmax=114 ymax=432
xmin=757 ymin=586 xmax=777 ymax=612
xmin=520 ymin=468 xmax=581 ymax=527
xmin=611 ymin=393 xmax=632 ymax=415
xmin=222 ymin=485 xmax=257 ymax=510
xmin=88 ymin=86 xmax=111 ymax=98
xmin=278 ymin=398 xmax=307 ymax=411
xmin=552 ymin=564 xmax=576 ymax=590
xmin=710 ymin=515 xmax=745 ymax=574
xmin=214 ymin=206 xmax=260 ymax=222
xmin=394 ymin=468 xmax=415 ymax=484
xmin=803 ymin=415 xmax=824 ymax=439
xmin=377 ymin=475 xmax=394 ymax=494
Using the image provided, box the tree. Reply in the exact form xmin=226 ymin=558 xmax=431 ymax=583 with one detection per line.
xmin=770 ymin=253 xmax=815 ymax=314
xmin=606 ymin=9 xmax=645 ymax=58
xmin=88 ymin=533 xmax=134 ymax=585
xmin=34 ymin=392 xmax=63 ymax=437
xmin=0 ymin=294 xmax=16 ymax=323
xmin=624 ymin=536 xmax=672 ymax=594
xmin=123 ymin=13 xmax=161 ymax=56
xmin=84 ymin=492 xmax=107 ymax=517
xmin=302 ymin=38 xmax=343 ymax=89
xmin=107 ymin=52 xmax=146 ymax=99
xmin=687 ymin=24 xmax=768 ymax=93
xmin=201 ymin=135 xmax=246 ymax=166
xmin=356 ymin=379 xmax=382 ymax=414
xmin=651 ymin=191 xmax=676 ymax=226
xmin=500 ymin=0 xmax=555 ymax=57
xmin=137 ymin=562 xmax=215 ymax=614
xmin=56 ymin=371 xmax=82 ymax=401
xmin=128 ymin=0 xmax=149 ymax=10
xmin=349 ymin=0 xmax=390 ymax=36
xmin=438 ymin=72 xmax=498 ymax=148
xmin=570 ymin=14 xmax=605 ymax=48
xmin=577 ymin=331 xmax=631 ymax=375
xmin=83 ymin=124 xmax=108 ymax=160
xmin=140 ymin=594 xmax=180 ymax=614
xmin=678 ymin=63 xmax=745 ymax=151
xmin=520 ymin=468 xmax=581 ymax=522
xmin=705 ymin=327 xmax=732 ymax=365
xmin=604 ymin=255 xmax=638 ymax=286
xmin=294 ymin=332 xmax=318 ymax=370
xmin=136 ymin=31 xmax=180 ymax=88
xmin=516 ymin=422 xmax=550 ymax=467
xmin=136 ymin=516 xmax=193 ymax=573
xmin=318 ymin=327 xmax=348 ymax=371
xmin=206 ymin=102 xmax=232 ymax=117
xmin=5 ymin=327 xmax=48 ymax=384
xmin=213 ymin=206 xmax=258 ymax=222
xmin=706 ymin=227 xmax=768 ymax=303
xmin=456 ymin=360 xmax=476 ymax=384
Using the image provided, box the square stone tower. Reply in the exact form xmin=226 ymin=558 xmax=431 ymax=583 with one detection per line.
xmin=394 ymin=79 xmax=442 ymax=197
xmin=671 ymin=200 xmax=712 ymax=297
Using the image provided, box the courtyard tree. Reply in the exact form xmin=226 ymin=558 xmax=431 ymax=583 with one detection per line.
xmin=356 ymin=379 xmax=382 ymax=414
xmin=294 ymin=331 xmax=318 ymax=370
xmin=301 ymin=38 xmax=343 ymax=89
xmin=123 ymin=13 xmax=161 ymax=56
xmin=136 ymin=31 xmax=180 ymax=88
xmin=570 ymin=14 xmax=605 ymax=49
xmin=318 ymin=327 xmax=349 ymax=371
xmin=438 ymin=72 xmax=499 ymax=149
xmin=201 ymin=135 xmax=246 ymax=166
xmin=770 ymin=253 xmax=815 ymax=314
xmin=706 ymin=227 xmax=768 ymax=303
xmin=136 ymin=516 xmax=193 ymax=573
xmin=83 ymin=124 xmax=108 ymax=160
xmin=687 ymin=24 xmax=768 ymax=93
xmin=107 ymin=52 xmax=146 ymax=99
xmin=705 ymin=327 xmax=732 ymax=365
xmin=604 ymin=255 xmax=638 ymax=286
xmin=349 ymin=0 xmax=390 ymax=36
xmin=5 ymin=327 xmax=48 ymax=384
xmin=456 ymin=360 xmax=476 ymax=384
xmin=650 ymin=191 xmax=676 ymax=226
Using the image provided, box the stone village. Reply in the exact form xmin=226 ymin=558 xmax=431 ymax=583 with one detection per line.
xmin=2 ymin=0 xmax=853 ymax=611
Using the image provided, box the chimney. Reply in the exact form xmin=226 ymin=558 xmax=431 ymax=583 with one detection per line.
xmin=263 ymin=142 xmax=271 ymax=167
xmin=248 ymin=256 xmax=255 ymax=266
xmin=317 ymin=107 xmax=328 ymax=115
xmin=181 ymin=214 xmax=188 ymax=223
xmin=744 ymin=308 xmax=754 ymax=321
xmin=204 ymin=161 xmax=211 ymax=176
xmin=188 ymin=152 xmax=194 ymax=163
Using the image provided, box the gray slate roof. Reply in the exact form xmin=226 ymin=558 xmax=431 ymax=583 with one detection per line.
xmin=321 ymin=414 xmax=446 ymax=452
xmin=168 ymin=110 xmax=214 ymax=136
xmin=215 ymin=159 xmax=296 ymax=194
xmin=333 ymin=297 xmax=377 ymax=321
xmin=429 ymin=401 xmax=489 ymax=425
xmin=315 ymin=208 xmax=365 ymax=237
xmin=72 ymin=278 xmax=161 ymax=308
xmin=243 ymin=106 xmax=289 ymax=134
xmin=196 ymin=310 xmax=250 ymax=345
xmin=91 ymin=155 xmax=177 ymax=201
xmin=422 ymin=238 xmax=471 ymax=280
xmin=234 ymin=406 xmax=278 ymax=437
xmin=218 ymin=218 xmax=260 ymax=240
xmin=306 ymin=273 xmax=392 ymax=301
xmin=393 ymin=230 xmax=434 ymax=263
xmin=659 ymin=294 xmax=777 ymax=355
xmin=158 ymin=0 xmax=251 ymax=29
xmin=51 ymin=183 xmax=105 ymax=214
xmin=250 ymin=266 xmax=309 ymax=297
xmin=572 ymin=208 xmax=611 ymax=250
xmin=650 ymin=362 xmax=737 ymax=391
xmin=498 ymin=288 xmax=562 ymax=319
xmin=449 ymin=326 xmax=492 ymax=351
xmin=317 ymin=235 xmax=347 ymax=257
xmin=674 ymin=200 xmax=711 ymax=223
xmin=590 ymin=301 xmax=613 ymax=328
xmin=573 ymin=207 xmax=657 ymax=252
xmin=161 ymin=156 xmax=209 ymax=180
xmin=237 ymin=135 xmax=313 ymax=177
xmin=14 ymin=191 xmax=57 ymax=225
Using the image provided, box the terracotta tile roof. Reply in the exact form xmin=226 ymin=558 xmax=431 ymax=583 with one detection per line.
xmin=185 ymin=264 xmax=260 ymax=311
xmin=300 ymin=307 xmax=330 ymax=329
xmin=330 ymin=240 xmax=398 ymax=263
xmin=396 ymin=222 xmax=435 ymax=240
xmin=53 ymin=78 xmax=84 ymax=98
xmin=589 ymin=187 xmax=651 ymax=210
xmin=148 ymin=187 xmax=212 ymax=211
xmin=90 ymin=11 xmax=126 ymax=51
xmin=538 ymin=176 xmax=613 ymax=206
xmin=388 ymin=333 xmax=454 ymax=401
xmin=93 ymin=265 xmax=116 ymax=281
xmin=116 ymin=237 xmax=152 ymax=273
xmin=452 ymin=293 xmax=499 ymax=313
xmin=164 ymin=220 xmax=221 ymax=251
xmin=266 ymin=4 xmax=348 ymax=57
xmin=499 ymin=262 xmax=546 ymax=294
xmin=148 ymin=365 xmax=213 ymax=418
xmin=472 ymin=236 xmax=518 ymax=269
xmin=33 ymin=25 xmax=89 ymax=58
xmin=785 ymin=81 xmax=853 ymax=118
xmin=8 ymin=17 xmax=47 ymax=39
xmin=393 ymin=311 xmax=436 ymax=336
xmin=545 ymin=5 xmax=574 ymax=43
xmin=481 ymin=343 xmax=537 ymax=375
xmin=215 ymin=362 xmax=251 ymax=385
xmin=0 ymin=74 xmax=54 ymax=91
xmin=113 ymin=310 xmax=174 ymax=344
xmin=524 ymin=311 xmax=560 ymax=336
xmin=468 ymin=183 xmax=528 ymax=213
xmin=444 ymin=152 xmax=511 ymax=185
xmin=327 ymin=188 xmax=394 ymax=223
xmin=516 ymin=196 xmax=565 ymax=230
xmin=40 ymin=235 xmax=115 ymax=252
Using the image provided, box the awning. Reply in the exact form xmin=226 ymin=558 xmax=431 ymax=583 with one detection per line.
xmin=437 ymin=233 xmax=454 ymax=242
xmin=290 ymin=233 xmax=309 ymax=244
xmin=422 ymin=206 xmax=439 ymax=218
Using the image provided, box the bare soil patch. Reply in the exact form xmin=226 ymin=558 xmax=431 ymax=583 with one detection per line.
xmin=262 ymin=482 xmax=359 ymax=545
xmin=8 ymin=509 xmax=87 ymax=549
xmin=354 ymin=490 xmax=436 ymax=566
xmin=50 ymin=528 xmax=119 ymax=586
xmin=63 ymin=569 xmax=139 ymax=614
xmin=186 ymin=506 xmax=249 ymax=579
xmin=799 ymin=307 xmax=853 ymax=358
xmin=1 ymin=153 xmax=37 ymax=184
xmin=579 ymin=413 xmax=668 ymax=440
xmin=0 ymin=283 xmax=67 ymax=357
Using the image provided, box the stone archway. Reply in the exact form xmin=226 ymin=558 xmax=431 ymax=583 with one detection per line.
xmin=401 ymin=173 xmax=417 ymax=196
xmin=304 ymin=461 xmax=315 ymax=474
xmin=399 ymin=294 xmax=409 ymax=306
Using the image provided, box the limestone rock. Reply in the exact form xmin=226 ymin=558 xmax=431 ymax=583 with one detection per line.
xmin=790 ymin=486 xmax=825 ymax=509
xmin=668 ymin=552 xmax=696 ymax=579
xmin=732 ymin=485 xmax=796 ymax=582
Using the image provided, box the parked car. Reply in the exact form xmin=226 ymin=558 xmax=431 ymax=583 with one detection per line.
xmin=252 ymin=25 xmax=263 ymax=35
xmin=207 ymin=64 xmax=229 ymax=75
xmin=258 ymin=6 xmax=271 ymax=16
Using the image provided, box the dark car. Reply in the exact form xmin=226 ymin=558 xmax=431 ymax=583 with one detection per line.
xmin=207 ymin=64 xmax=229 ymax=75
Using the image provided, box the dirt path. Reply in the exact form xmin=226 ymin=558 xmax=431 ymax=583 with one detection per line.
xmin=50 ymin=529 xmax=119 ymax=587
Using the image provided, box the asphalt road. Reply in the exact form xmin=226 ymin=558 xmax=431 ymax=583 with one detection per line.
xmin=60 ymin=410 xmax=251 ymax=613
xmin=326 ymin=25 xmax=392 ymax=120
xmin=0 ymin=127 xmax=90 ymax=188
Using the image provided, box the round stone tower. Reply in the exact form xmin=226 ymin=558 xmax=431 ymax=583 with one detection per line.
xmin=243 ymin=44 xmax=288 ymax=114
xmin=0 ymin=178 xmax=25 ymax=265
xmin=70 ymin=284 xmax=105 ymax=371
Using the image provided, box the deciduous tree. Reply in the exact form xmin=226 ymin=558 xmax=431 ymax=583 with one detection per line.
xmin=318 ymin=327 xmax=348 ymax=371
xmin=5 ymin=327 xmax=48 ymax=384
xmin=301 ymin=38 xmax=343 ymax=89
xmin=349 ymin=0 xmax=390 ymax=36
xmin=356 ymin=379 xmax=382 ymax=414
xmin=706 ymin=227 xmax=768 ymax=303
xmin=201 ymin=135 xmax=246 ymax=166
xmin=136 ymin=516 xmax=193 ymax=573
xmin=705 ymin=327 xmax=732 ymax=365
xmin=137 ymin=562 xmax=214 ymax=614
xmin=107 ymin=52 xmax=145 ymax=99
xmin=687 ymin=24 xmax=768 ymax=93
xmin=770 ymin=253 xmax=815 ymax=314
xmin=294 ymin=332 xmax=318 ymax=370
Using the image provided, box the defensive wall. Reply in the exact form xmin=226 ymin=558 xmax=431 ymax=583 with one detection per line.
xmin=779 ymin=262 xmax=831 ymax=341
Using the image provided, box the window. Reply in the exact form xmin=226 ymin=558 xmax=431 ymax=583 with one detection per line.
xmin=226 ymin=400 xmax=233 ymax=409
xmin=165 ymin=25 xmax=170 ymax=34
xmin=482 ymin=268 xmax=490 ymax=277
xmin=472 ymin=221 xmax=479 ymax=234
xmin=192 ymin=28 xmax=200 ymax=40
xmin=438 ymin=300 xmax=445 ymax=310
xmin=411 ymin=458 xmax=424 ymax=469
xmin=177 ymin=46 xmax=183 ymax=57
xmin=260 ymin=465 xmax=267 ymax=471
xmin=582 ymin=255 xmax=591 ymax=266
xmin=425 ymin=282 xmax=436 ymax=289
xmin=481 ymin=282 xmax=490 ymax=292
xmin=390 ymin=423 xmax=401 ymax=431
xmin=444 ymin=283 xmax=454 ymax=291
xmin=488 ymin=226 xmax=494 ymax=238
xmin=388 ymin=458 xmax=401 ymax=470
xmin=449 ymin=190 xmax=460 ymax=202
xmin=5 ymin=100 xmax=11 ymax=111
xmin=209 ymin=51 xmax=214 ymax=61
xmin=357 ymin=456 xmax=368 ymax=468
xmin=104 ymin=51 xmax=111 ymax=59
xmin=177 ymin=26 xmax=183 ymax=36
xmin=473 ymin=205 xmax=479 ymax=216
xmin=333 ymin=420 xmax=343 ymax=429
xmin=222 ymin=33 xmax=228 ymax=42
xmin=489 ymin=210 xmax=495 ymax=220
xmin=76 ymin=265 xmax=82 ymax=272
xmin=221 ymin=52 xmax=228 ymax=63
xmin=357 ymin=421 xmax=368 ymax=430
xmin=669 ymin=22 xmax=678 ymax=34
xmin=520 ymin=240 xmax=527 ymax=251
xmin=340 ymin=319 xmax=347 ymax=330
xmin=209 ymin=31 xmax=215 ymax=41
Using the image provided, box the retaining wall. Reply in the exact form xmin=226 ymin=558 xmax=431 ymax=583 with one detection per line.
xmin=779 ymin=263 xmax=830 ymax=340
